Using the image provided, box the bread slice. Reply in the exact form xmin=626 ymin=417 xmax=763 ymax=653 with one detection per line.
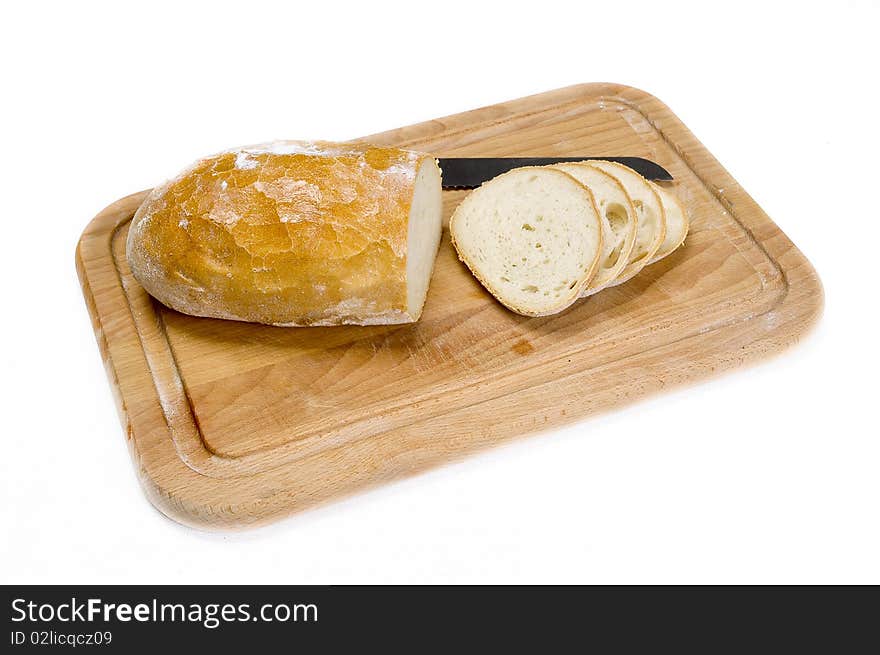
xmin=549 ymin=163 xmax=638 ymax=296
xmin=582 ymin=161 xmax=666 ymax=286
xmin=449 ymin=167 xmax=603 ymax=316
xmin=647 ymin=181 xmax=689 ymax=263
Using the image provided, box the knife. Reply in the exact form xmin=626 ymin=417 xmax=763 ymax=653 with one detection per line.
xmin=438 ymin=157 xmax=672 ymax=189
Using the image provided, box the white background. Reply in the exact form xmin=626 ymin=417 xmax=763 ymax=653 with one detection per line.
xmin=1 ymin=0 xmax=877 ymax=584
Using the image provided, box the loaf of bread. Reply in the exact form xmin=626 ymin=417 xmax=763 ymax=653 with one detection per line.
xmin=449 ymin=167 xmax=603 ymax=316
xmin=126 ymin=140 xmax=443 ymax=326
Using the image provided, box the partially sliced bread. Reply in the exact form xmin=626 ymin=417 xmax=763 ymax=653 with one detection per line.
xmin=647 ymin=181 xmax=689 ymax=263
xmin=582 ymin=160 xmax=666 ymax=286
xmin=549 ymin=163 xmax=638 ymax=296
xmin=449 ymin=167 xmax=603 ymax=317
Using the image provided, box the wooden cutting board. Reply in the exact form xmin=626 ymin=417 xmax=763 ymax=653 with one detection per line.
xmin=76 ymin=84 xmax=823 ymax=529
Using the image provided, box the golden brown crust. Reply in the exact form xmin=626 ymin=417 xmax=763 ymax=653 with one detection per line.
xmin=126 ymin=141 xmax=433 ymax=326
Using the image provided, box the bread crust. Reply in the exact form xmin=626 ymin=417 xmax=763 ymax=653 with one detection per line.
xmin=449 ymin=167 xmax=602 ymax=317
xmin=126 ymin=140 xmax=436 ymax=327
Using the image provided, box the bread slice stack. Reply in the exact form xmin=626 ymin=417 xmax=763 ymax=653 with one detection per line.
xmin=449 ymin=160 xmax=688 ymax=316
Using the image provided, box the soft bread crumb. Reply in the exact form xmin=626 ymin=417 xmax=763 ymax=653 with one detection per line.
xmin=549 ymin=163 xmax=638 ymax=296
xmin=449 ymin=167 xmax=602 ymax=316
xmin=581 ymin=161 xmax=667 ymax=287
xmin=647 ymin=181 xmax=689 ymax=263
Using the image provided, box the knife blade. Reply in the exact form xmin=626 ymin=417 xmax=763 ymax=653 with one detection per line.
xmin=437 ymin=157 xmax=672 ymax=188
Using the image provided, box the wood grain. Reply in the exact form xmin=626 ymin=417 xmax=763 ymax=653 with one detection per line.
xmin=75 ymin=84 xmax=823 ymax=528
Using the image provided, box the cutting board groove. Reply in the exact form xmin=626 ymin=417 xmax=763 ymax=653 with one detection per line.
xmin=76 ymin=84 xmax=822 ymax=528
